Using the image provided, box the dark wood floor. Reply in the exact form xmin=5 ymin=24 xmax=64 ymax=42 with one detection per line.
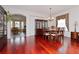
xmin=0 ymin=33 xmax=79 ymax=54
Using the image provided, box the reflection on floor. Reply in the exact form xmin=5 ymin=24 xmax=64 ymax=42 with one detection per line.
xmin=0 ymin=33 xmax=79 ymax=54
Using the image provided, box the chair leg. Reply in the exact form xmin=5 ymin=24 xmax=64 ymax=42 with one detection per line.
xmin=51 ymin=36 xmax=54 ymax=41
xmin=62 ymin=36 xmax=64 ymax=42
xmin=47 ymin=36 xmax=49 ymax=40
xmin=45 ymin=36 xmax=46 ymax=40
xmin=43 ymin=35 xmax=46 ymax=40
xmin=45 ymin=36 xmax=47 ymax=40
xmin=50 ymin=36 xmax=52 ymax=40
xmin=43 ymin=35 xmax=44 ymax=39
xmin=58 ymin=36 xmax=61 ymax=41
xmin=48 ymin=35 xmax=51 ymax=40
xmin=55 ymin=35 xmax=59 ymax=41
xmin=59 ymin=36 xmax=64 ymax=43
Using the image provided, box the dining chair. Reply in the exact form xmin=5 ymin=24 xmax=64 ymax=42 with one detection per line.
xmin=57 ymin=27 xmax=64 ymax=40
xmin=43 ymin=29 xmax=50 ymax=40
xmin=50 ymin=29 xmax=58 ymax=40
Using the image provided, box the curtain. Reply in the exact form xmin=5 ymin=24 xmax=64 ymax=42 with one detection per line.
xmin=56 ymin=13 xmax=69 ymax=31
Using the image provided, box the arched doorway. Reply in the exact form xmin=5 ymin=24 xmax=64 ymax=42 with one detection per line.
xmin=11 ymin=14 xmax=26 ymax=35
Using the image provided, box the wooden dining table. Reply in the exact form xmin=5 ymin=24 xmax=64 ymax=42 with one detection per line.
xmin=43 ymin=28 xmax=64 ymax=40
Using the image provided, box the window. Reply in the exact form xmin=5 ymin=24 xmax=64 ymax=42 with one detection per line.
xmin=21 ymin=22 xmax=24 ymax=29
xmin=11 ymin=21 xmax=13 ymax=28
xmin=56 ymin=13 xmax=69 ymax=31
xmin=57 ymin=19 xmax=68 ymax=31
xmin=15 ymin=21 xmax=20 ymax=28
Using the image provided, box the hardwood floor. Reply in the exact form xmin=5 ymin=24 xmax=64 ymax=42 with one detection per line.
xmin=0 ymin=33 xmax=79 ymax=54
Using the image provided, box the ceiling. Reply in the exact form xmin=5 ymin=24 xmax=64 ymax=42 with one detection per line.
xmin=2 ymin=5 xmax=78 ymax=16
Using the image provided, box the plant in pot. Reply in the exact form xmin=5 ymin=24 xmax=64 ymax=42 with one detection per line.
xmin=6 ymin=11 xmax=12 ymax=22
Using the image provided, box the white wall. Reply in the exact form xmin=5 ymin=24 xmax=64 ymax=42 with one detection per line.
xmin=3 ymin=6 xmax=79 ymax=38
xmin=52 ymin=6 xmax=79 ymax=37
xmin=69 ymin=7 xmax=79 ymax=32
xmin=26 ymin=16 xmax=35 ymax=36
xmin=7 ymin=21 xmax=11 ymax=39
xmin=3 ymin=6 xmax=46 ymax=39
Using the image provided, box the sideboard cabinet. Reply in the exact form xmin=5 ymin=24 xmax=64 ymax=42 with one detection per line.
xmin=71 ymin=32 xmax=79 ymax=41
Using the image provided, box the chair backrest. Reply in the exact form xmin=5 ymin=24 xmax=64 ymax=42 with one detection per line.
xmin=58 ymin=27 xmax=64 ymax=35
xmin=43 ymin=28 xmax=49 ymax=35
xmin=51 ymin=26 xmax=54 ymax=29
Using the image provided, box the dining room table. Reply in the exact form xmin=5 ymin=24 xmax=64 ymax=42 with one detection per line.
xmin=43 ymin=28 xmax=64 ymax=40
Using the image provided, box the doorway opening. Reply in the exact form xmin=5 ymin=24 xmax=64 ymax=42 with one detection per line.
xmin=11 ymin=14 xmax=26 ymax=35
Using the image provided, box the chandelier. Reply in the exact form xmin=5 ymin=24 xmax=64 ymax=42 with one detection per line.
xmin=48 ymin=8 xmax=54 ymax=21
